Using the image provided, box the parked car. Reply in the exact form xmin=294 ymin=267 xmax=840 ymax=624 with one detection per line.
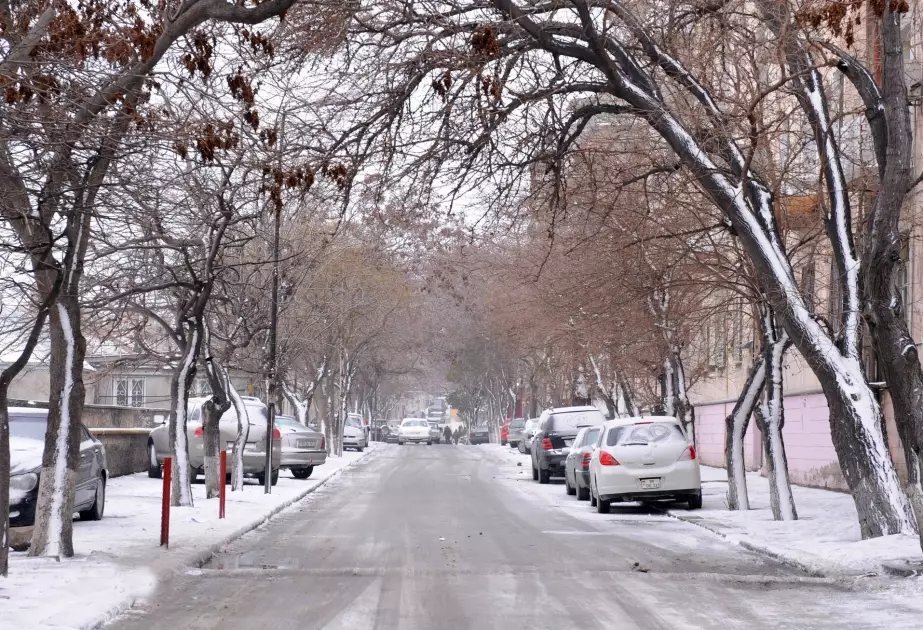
xmin=343 ymin=414 xmax=368 ymax=452
xmin=507 ymin=418 xmax=526 ymax=449
xmin=518 ymin=418 xmax=539 ymax=454
xmin=149 ymin=397 xmax=282 ymax=486
xmin=384 ymin=422 xmax=401 ymax=443
xmin=428 ymin=421 xmax=442 ymax=444
xmin=469 ymin=425 xmax=490 ymax=445
xmin=8 ymin=407 xmax=108 ymax=527
xmin=398 ymin=418 xmax=431 ymax=444
xmin=589 ymin=415 xmax=702 ymax=513
xmin=274 ymin=415 xmax=327 ymax=479
xmin=532 ymin=406 xmax=606 ymax=484
xmin=564 ymin=425 xmax=602 ymax=501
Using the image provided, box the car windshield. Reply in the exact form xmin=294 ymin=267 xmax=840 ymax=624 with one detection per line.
xmin=549 ymin=409 xmax=606 ymax=431
xmin=607 ymin=422 xmax=686 ymax=447
xmin=511 ymin=419 xmax=525 ymax=429
xmin=345 ymin=417 xmax=362 ymax=428
xmin=9 ymin=414 xmax=48 ymax=441
xmin=274 ymin=417 xmax=307 ymax=431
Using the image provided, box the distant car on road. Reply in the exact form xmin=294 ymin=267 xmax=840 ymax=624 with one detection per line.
xmin=398 ymin=418 xmax=431 ymax=445
xmin=564 ymin=425 xmax=602 ymax=501
xmin=8 ymin=407 xmax=108 ymax=527
xmin=507 ymin=418 xmax=526 ymax=449
xmin=149 ymin=397 xmax=281 ymax=486
xmin=343 ymin=414 xmax=368 ymax=452
xmin=589 ymin=416 xmax=702 ymax=513
xmin=532 ymin=406 xmax=606 ymax=484
xmin=518 ymin=418 xmax=539 ymax=454
xmin=428 ymin=421 xmax=442 ymax=444
xmin=469 ymin=425 xmax=489 ymax=445
xmin=275 ymin=415 xmax=327 ymax=479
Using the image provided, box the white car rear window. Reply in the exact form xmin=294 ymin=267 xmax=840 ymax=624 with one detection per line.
xmin=402 ymin=420 xmax=428 ymax=427
xmin=549 ymin=410 xmax=605 ymax=431
xmin=607 ymin=423 xmax=685 ymax=447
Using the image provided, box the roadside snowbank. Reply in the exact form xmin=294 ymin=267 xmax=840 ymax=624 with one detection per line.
xmin=0 ymin=445 xmax=378 ymax=629
xmin=672 ymin=465 xmax=923 ymax=577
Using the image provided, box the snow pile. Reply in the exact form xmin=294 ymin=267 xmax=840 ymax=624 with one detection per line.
xmin=0 ymin=445 xmax=378 ymax=630
xmin=670 ymin=466 xmax=923 ymax=576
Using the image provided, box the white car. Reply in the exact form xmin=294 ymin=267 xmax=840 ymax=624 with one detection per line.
xmin=398 ymin=418 xmax=431 ymax=445
xmin=588 ymin=415 xmax=701 ymax=513
xmin=343 ymin=414 xmax=367 ymax=452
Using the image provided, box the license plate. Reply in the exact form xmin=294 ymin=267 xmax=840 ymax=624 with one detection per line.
xmin=296 ymin=439 xmax=313 ymax=449
xmin=641 ymin=478 xmax=661 ymax=490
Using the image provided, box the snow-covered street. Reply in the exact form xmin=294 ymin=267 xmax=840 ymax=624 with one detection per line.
xmin=0 ymin=446 xmax=376 ymax=630
xmin=82 ymin=443 xmax=923 ymax=629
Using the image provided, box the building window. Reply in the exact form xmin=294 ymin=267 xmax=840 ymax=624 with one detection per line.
xmin=898 ymin=233 xmax=913 ymax=332
xmin=115 ymin=378 xmax=145 ymax=407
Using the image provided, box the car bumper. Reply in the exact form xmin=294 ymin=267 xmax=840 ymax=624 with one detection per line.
xmin=537 ymin=453 xmax=568 ymax=475
xmin=343 ymin=436 xmax=367 ymax=447
xmin=10 ymin=492 xmax=37 ymax=527
xmin=596 ymin=461 xmax=701 ymax=502
xmin=399 ymin=436 xmax=430 ymax=443
xmin=281 ymin=450 xmax=328 ymax=468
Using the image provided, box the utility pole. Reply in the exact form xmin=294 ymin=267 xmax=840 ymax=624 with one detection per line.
xmin=264 ymin=204 xmax=281 ymax=494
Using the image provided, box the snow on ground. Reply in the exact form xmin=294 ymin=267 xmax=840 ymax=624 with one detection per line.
xmin=0 ymin=445 xmax=378 ymax=630
xmin=484 ymin=443 xmax=923 ymax=579
xmin=670 ymin=465 xmax=923 ymax=577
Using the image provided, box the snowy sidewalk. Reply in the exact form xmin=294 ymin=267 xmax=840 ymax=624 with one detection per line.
xmin=0 ymin=445 xmax=379 ymax=630
xmin=667 ymin=466 xmax=923 ymax=578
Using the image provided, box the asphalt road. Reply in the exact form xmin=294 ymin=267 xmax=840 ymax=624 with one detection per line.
xmin=109 ymin=443 xmax=921 ymax=629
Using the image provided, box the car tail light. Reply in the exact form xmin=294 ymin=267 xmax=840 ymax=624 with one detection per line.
xmin=273 ymin=427 xmax=282 ymax=440
xmin=599 ymin=451 xmax=620 ymax=466
xmin=678 ymin=445 xmax=697 ymax=461
xmin=193 ymin=426 xmax=203 ymax=438
xmin=581 ymin=452 xmax=591 ymax=470
xmin=542 ymin=437 xmax=553 ymax=450
xmin=321 ymin=437 xmax=326 ymax=450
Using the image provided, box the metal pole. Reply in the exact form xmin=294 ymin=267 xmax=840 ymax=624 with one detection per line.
xmin=160 ymin=457 xmax=172 ymax=548
xmin=219 ymin=449 xmax=227 ymax=519
xmin=264 ymin=205 xmax=281 ymax=494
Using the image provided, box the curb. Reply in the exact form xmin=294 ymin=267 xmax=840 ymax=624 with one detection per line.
xmin=661 ymin=511 xmax=827 ymax=578
xmin=881 ymin=560 xmax=923 ymax=578
xmin=88 ymin=444 xmax=380 ymax=629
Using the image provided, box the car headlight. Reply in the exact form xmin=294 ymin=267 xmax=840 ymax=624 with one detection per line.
xmin=10 ymin=472 xmax=39 ymax=493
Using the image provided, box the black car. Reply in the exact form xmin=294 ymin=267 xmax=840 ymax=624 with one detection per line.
xmin=532 ymin=406 xmax=606 ymax=484
xmin=9 ymin=407 xmax=109 ymax=527
xmin=469 ymin=425 xmax=490 ymax=444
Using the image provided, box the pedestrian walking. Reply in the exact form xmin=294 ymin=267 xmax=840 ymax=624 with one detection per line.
xmin=443 ymin=425 xmax=452 ymax=443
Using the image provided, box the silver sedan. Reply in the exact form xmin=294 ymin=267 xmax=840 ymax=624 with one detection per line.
xmin=275 ymin=415 xmax=327 ymax=479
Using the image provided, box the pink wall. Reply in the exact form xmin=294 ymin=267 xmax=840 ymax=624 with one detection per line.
xmin=694 ymin=393 xmax=849 ymax=491
xmin=694 ymin=402 xmax=761 ymax=471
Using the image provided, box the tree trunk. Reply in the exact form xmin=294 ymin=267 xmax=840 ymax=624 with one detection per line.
xmin=29 ymin=297 xmax=85 ymax=558
xmin=222 ymin=366 xmax=249 ymax=491
xmin=169 ymin=324 xmax=200 ymax=507
xmin=754 ymin=318 xmax=797 ymax=521
xmin=724 ymin=356 xmax=766 ymax=511
xmin=619 ymin=375 xmax=641 ymax=417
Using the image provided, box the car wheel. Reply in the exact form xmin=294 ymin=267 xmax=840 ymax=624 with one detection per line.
xmin=147 ymin=442 xmax=162 ymax=479
xmin=357 ymin=446 xmax=365 ymax=452
xmin=292 ymin=466 xmax=314 ymax=479
xmin=188 ymin=461 xmax=199 ymax=484
xmin=79 ymin=475 xmax=106 ymax=521
xmin=256 ymin=468 xmax=280 ymax=486
xmin=427 ymin=441 xmax=432 ymax=446
xmin=398 ymin=440 xmax=404 ymax=445
xmin=596 ymin=494 xmax=611 ymax=514
xmin=577 ymin=484 xmax=590 ymax=501
xmin=565 ymin=473 xmax=576 ymax=496
xmin=590 ymin=486 xmax=597 ymax=507
xmin=538 ymin=468 xmax=550 ymax=485
xmin=687 ymin=491 xmax=703 ymax=510
xmin=532 ymin=465 xmax=538 ymax=481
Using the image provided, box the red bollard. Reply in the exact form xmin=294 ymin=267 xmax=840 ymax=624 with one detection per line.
xmin=219 ymin=450 xmax=227 ymax=519
xmin=161 ymin=456 xmax=172 ymax=548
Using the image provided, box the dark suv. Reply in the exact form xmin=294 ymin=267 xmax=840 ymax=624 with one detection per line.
xmin=531 ymin=406 xmax=606 ymax=484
